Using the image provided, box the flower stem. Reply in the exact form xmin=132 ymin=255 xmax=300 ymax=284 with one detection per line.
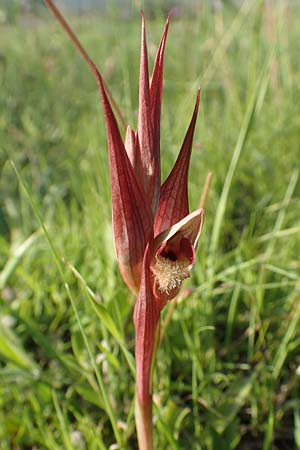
xmin=135 ymin=320 xmax=161 ymax=449
xmin=135 ymin=394 xmax=154 ymax=450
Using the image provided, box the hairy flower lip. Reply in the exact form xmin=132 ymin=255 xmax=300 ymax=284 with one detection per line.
xmin=151 ymin=236 xmax=196 ymax=305
xmin=149 ymin=209 xmax=204 ymax=308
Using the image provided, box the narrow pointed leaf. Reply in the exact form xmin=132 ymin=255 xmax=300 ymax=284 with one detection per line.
xmin=150 ymin=13 xmax=171 ymax=119
xmin=43 ymin=0 xmax=126 ymax=131
xmin=135 ymin=13 xmax=156 ymax=209
xmin=149 ymin=13 xmax=171 ymax=211
xmin=154 ymin=90 xmax=201 ymax=236
xmin=134 ymin=244 xmax=159 ymax=405
xmin=94 ymin=68 xmax=153 ymax=293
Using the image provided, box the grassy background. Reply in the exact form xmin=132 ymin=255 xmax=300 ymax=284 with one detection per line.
xmin=1 ymin=0 xmax=300 ymax=449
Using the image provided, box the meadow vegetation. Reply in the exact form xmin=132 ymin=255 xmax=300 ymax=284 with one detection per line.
xmin=1 ymin=1 xmax=300 ymax=448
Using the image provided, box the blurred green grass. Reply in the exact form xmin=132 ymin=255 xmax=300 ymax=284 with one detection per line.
xmin=1 ymin=1 xmax=300 ymax=449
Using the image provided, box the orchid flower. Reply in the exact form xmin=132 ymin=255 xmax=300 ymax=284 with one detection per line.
xmin=44 ymin=2 xmax=209 ymax=448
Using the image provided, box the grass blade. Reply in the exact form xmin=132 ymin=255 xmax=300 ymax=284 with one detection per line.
xmin=52 ymin=390 xmax=73 ymax=450
xmin=11 ymin=161 xmax=123 ymax=447
xmin=209 ymin=50 xmax=274 ymax=261
xmin=63 ymin=258 xmax=135 ymax=376
xmin=0 ymin=231 xmax=40 ymax=290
